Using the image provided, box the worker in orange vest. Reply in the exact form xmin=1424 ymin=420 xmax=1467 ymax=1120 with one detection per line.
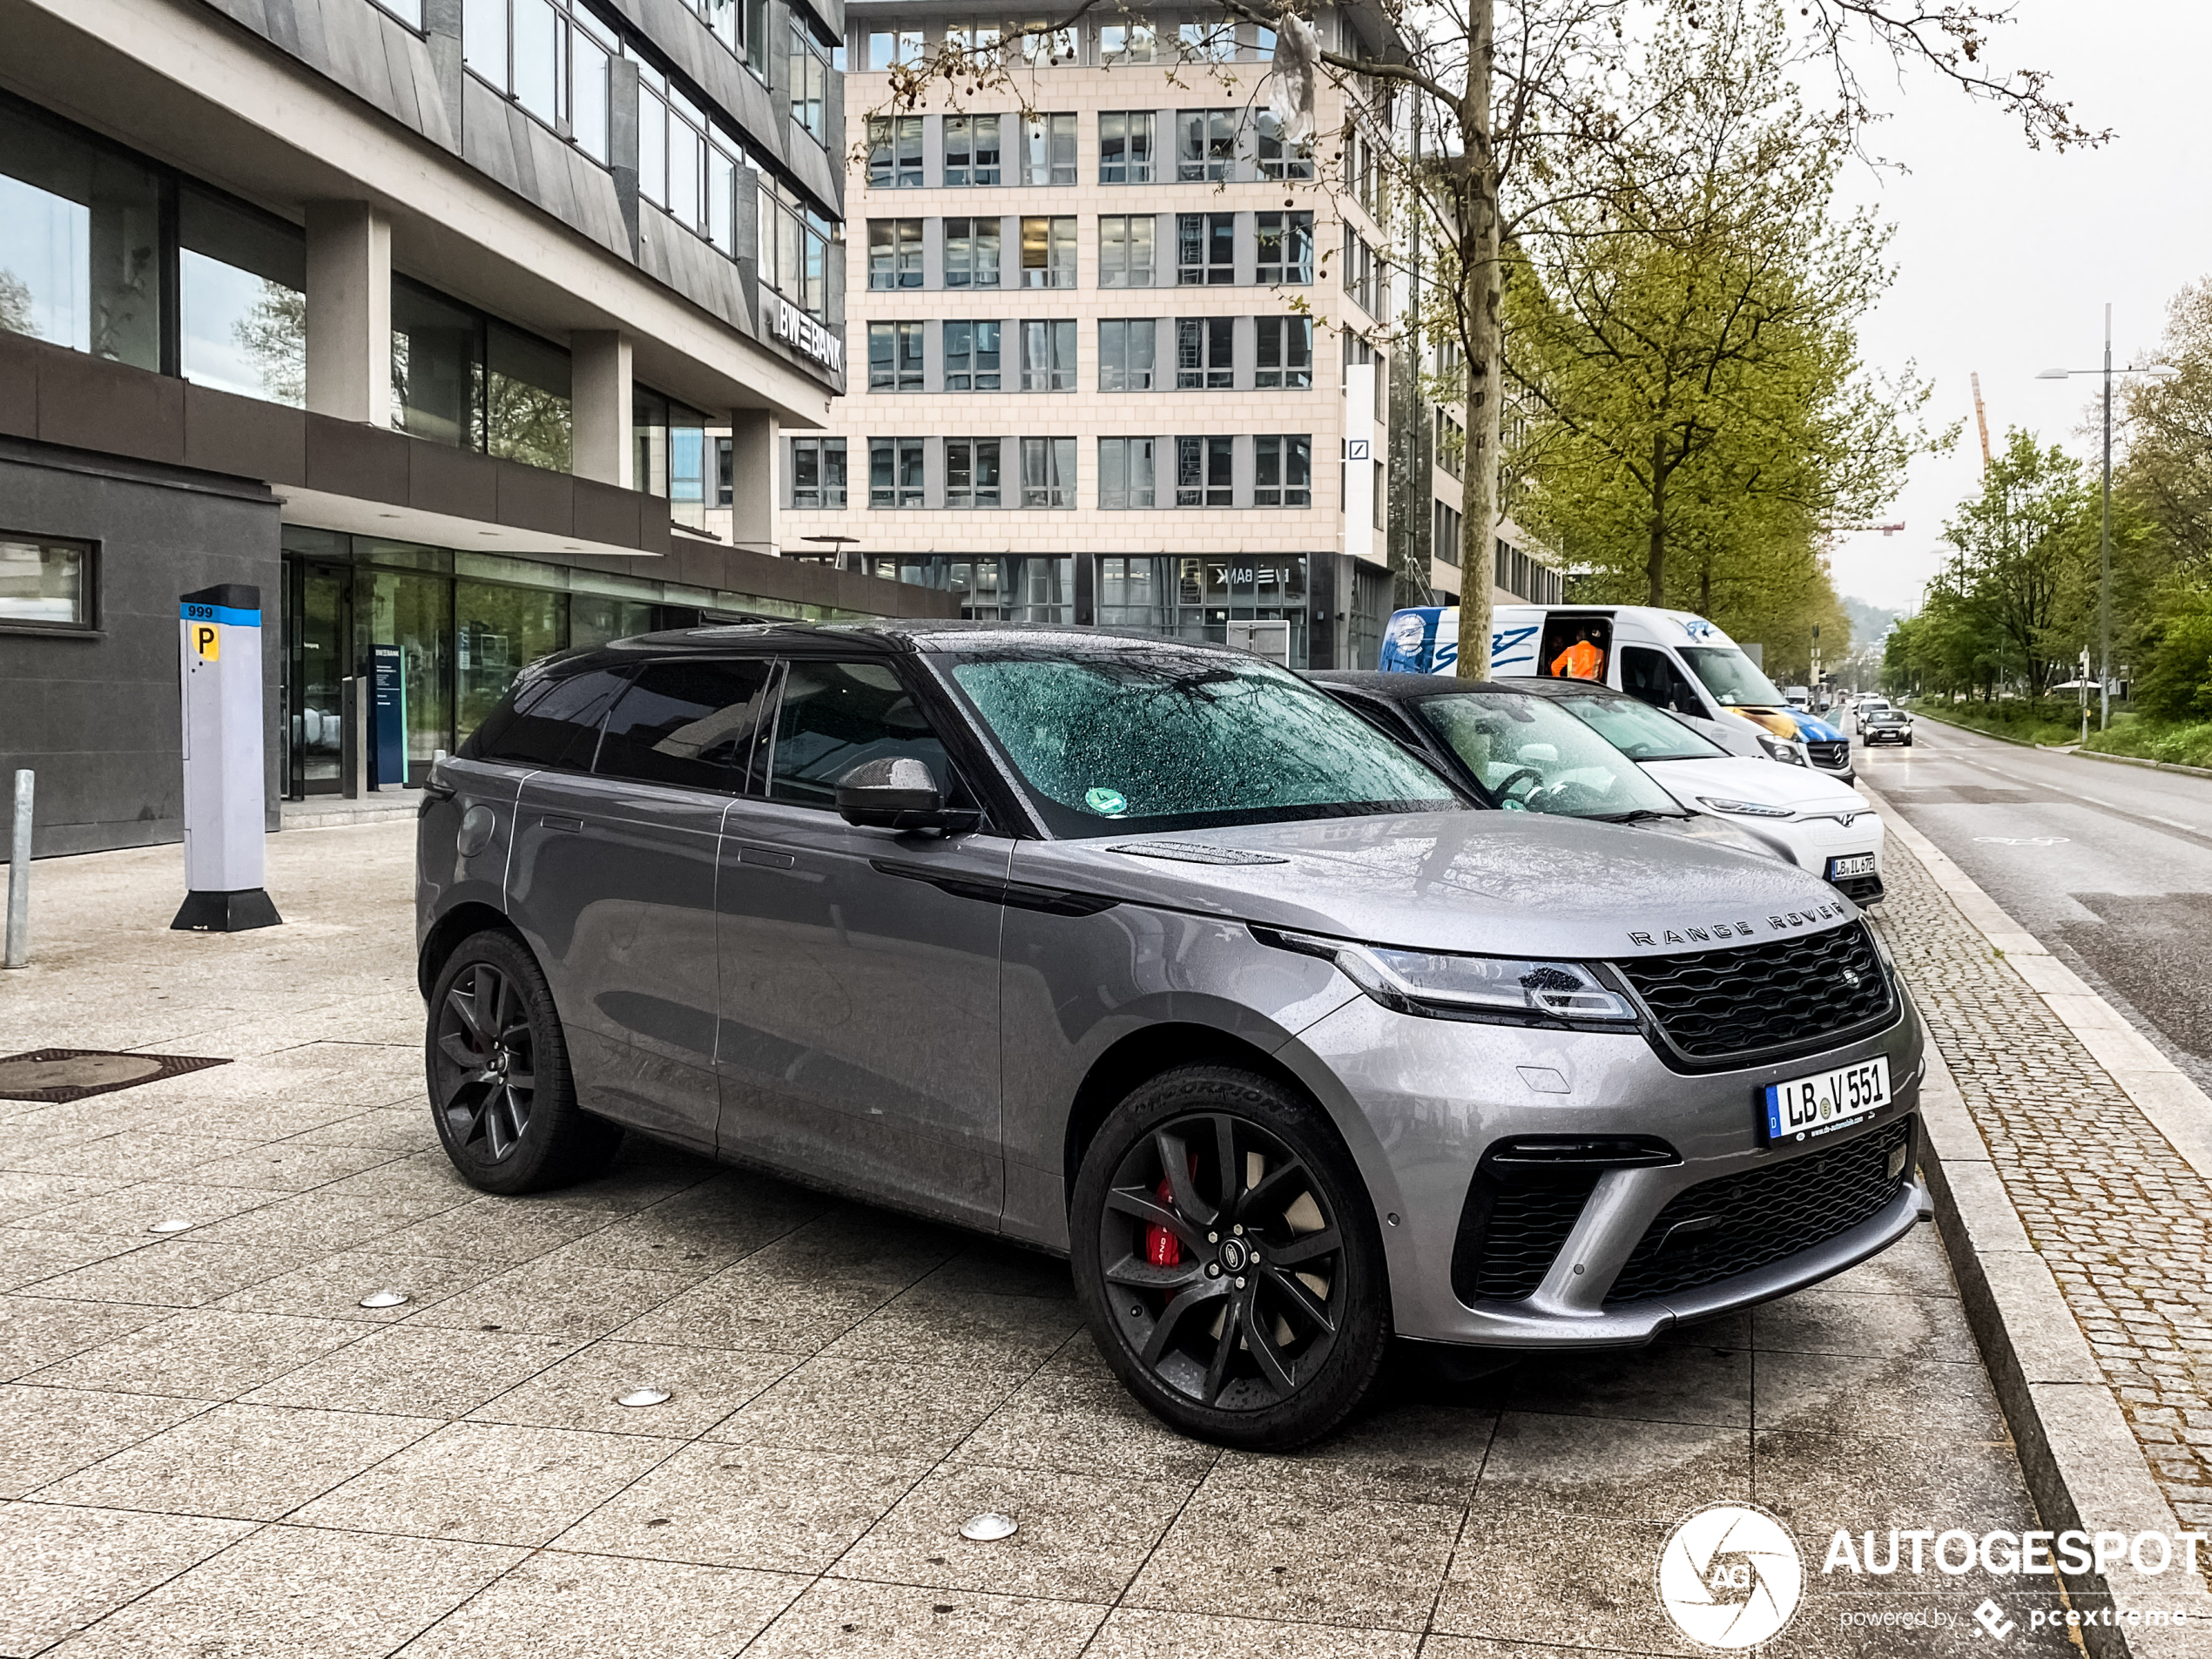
xmin=1550 ymin=631 xmax=1605 ymax=680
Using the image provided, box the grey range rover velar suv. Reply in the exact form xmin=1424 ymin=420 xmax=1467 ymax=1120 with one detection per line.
xmin=416 ymin=623 xmax=1928 ymax=1447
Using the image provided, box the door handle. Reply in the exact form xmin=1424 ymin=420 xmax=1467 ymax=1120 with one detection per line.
xmin=737 ymin=843 xmax=796 ymax=868
xmin=541 ymin=814 xmax=583 ymax=833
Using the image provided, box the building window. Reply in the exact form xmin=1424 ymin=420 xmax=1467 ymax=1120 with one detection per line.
xmin=1435 ymin=408 xmax=1465 ymax=477
xmin=867 ymin=115 xmax=924 ymax=186
xmin=462 ymin=0 xmax=615 ymax=165
xmin=1020 ymin=216 xmax=1076 ymax=288
xmin=1021 ymin=437 xmax=1075 ymax=507
xmin=1344 ymin=227 xmax=1379 ymax=315
xmin=1434 ymin=499 xmax=1463 ymax=563
xmin=0 ymin=100 xmax=163 ymax=372
xmin=1255 ymin=317 xmax=1312 ymax=388
xmin=944 ymin=114 xmax=1002 ymax=185
xmin=1176 ymin=319 xmax=1234 ymax=390
xmin=0 ymin=536 xmax=93 ymax=631
xmin=868 ymin=218 xmax=924 ymax=288
xmin=1098 ymin=215 xmax=1156 ymax=288
xmin=1021 ymin=319 xmax=1077 ymax=391
xmin=790 ymin=21 xmax=829 ymax=145
xmin=1099 ymin=111 xmax=1155 ymax=182
xmin=1256 ymin=111 xmax=1313 ymax=179
xmin=181 ymin=187 xmax=307 ymax=407
xmin=486 ymin=322 xmax=572 ymax=471
xmin=761 ymin=179 xmax=832 ymax=320
xmin=943 ymin=216 xmax=1001 ymax=287
xmin=870 ymin=437 xmax=923 ymax=507
xmin=633 ymin=62 xmax=744 ymax=255
xmin=1253 ymin=435 xmax=1311 ymax=506
xmin=1177 ymin=213 xmax=1234 ymax=286
xmin=1176 ymin=435 xmax=1233 ymax=506
xmin=715 ymin=435 xmax=734 ymax=505
xmin=1098 ymin=320 xmax=1156 ymax=391
xmin=1256 ymin=212 xmax=1313 ymax=285
xmin=1100 ymin=22 xmax=1158 ymax=60
xmin=944 ymin=23 xmax=1002 ymax=59
xmin=867 ymin=320 xmax=924 ymax=391
xmin=1177 ymin=109 xmax=1237 ymax=181
xmin=943 ymin=320 xmax=1002 ymax=389
xmin=1015 ymin=21 xmax=1076 ymax=63
xmin=1023 ymin=113 xmax=1077 ymax=185
xmin=672 ymin=0 xmax=767 ymax=76
xmin=389 ymin=280 xmax=482 ymax=451
xmin=867 ymin=27 xmax=922 ymax=67
xmin=631 ymin=385 xmax=709 ymax=525
xmin=1097 ymin=438 xmax=1156 ymax=509
xmin=946 ymin=438 xmax=1002 ymax=507
xmin=1177 ymin=21 xmax=1235 ymax=61
xmin=790 ymin=436 xmax=848 ymax=507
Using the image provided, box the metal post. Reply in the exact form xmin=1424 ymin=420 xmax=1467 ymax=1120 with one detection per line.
xmin=2101 ymin=303 xmax=2113 ymax=732
xmin=4 ymin=770 xmax=30 ymax=969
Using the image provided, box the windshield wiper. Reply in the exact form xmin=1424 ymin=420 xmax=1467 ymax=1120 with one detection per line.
xmin=1591 ymin=808 xmax=1685 ymax=824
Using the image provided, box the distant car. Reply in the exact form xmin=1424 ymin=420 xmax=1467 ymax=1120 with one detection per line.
xmin=1784 ymin=685 xmax=1812 ymax=711
xmin=1861 ymin=706 xmax=1913 ymax=747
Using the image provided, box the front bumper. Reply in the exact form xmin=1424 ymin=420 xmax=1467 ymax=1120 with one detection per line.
xmin=1288 ymin=984 xmax=1926 ymax=1348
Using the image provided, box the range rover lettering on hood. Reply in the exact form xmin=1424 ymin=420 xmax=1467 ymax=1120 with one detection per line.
xmin=1627 ymin=901 xmax=1851 ymax=949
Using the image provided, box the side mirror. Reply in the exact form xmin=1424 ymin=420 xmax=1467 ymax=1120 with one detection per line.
xmin=833 ymin=757 xmax=979 ymax=833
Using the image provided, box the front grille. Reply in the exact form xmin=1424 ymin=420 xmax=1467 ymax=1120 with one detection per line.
xmin=1807 ymin=739 xmax=1851 ymax=770
xmin=1606 ymin=1116 xmax=1914 ymax=1304
xmin=1452 ymin=1176 xmax=1597 ymax=1302
xmin=1615 ymin=923 xmax=1894 ymax=1066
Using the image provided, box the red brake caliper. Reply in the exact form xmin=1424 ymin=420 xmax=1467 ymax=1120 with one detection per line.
xmin=1146 ymin=1170 xmax=1182 ymax=1266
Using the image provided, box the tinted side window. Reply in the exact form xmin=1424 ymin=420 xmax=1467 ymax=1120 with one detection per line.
xmin=471 ymin=664 xmax=635 ymax=767
xmin=595 ymin=659 xmax=776 ymax=792
xmin=1621 ymin=646 xmax=1704 ymax=718
xmin=768 ymin=659 xmax=957 ymax=808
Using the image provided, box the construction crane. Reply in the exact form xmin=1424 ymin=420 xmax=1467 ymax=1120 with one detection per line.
xmin=1972 ymin=371 xmax=1993 ymax=473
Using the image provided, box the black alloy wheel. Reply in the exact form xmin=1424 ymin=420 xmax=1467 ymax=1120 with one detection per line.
xmin=425 ymin=930 xmax=621 ymax=1195
xmin=1072 ymin=1066 xmax=1389 ymax=1449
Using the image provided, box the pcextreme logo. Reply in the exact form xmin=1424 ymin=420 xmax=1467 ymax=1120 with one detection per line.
xmin=1657 ymin=1503 xmax=1805 ymax=1649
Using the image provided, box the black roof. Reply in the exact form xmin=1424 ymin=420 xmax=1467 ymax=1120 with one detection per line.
xmin=570 ymin=619 xmax=1291 ymax=665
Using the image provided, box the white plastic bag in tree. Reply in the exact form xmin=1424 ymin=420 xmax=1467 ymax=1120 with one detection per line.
xmin=1268 ymin=12 xmax=1320 ymax=145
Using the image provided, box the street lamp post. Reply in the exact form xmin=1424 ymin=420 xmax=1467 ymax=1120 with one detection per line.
xmin=2038 ymin=310 xmax=2177 ymax=731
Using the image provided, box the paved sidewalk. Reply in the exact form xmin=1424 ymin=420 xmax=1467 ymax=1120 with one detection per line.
xmin=1864 ymin=799 xmax=2212 ymax=1560
xmin=0 ymin=822 xmax=2067 ymax=1656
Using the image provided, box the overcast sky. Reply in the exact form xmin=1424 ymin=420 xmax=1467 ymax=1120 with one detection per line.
xmin=1824 ymin=0 xmax=2211 ymax=619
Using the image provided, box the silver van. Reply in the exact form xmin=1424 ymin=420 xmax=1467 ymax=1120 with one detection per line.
xmin=416 ymin=624 xmax=1927 ymax=1447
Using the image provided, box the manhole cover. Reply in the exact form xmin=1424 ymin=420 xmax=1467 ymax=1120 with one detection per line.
xmin=0 ymin=1049 xmax=230 ymax=1104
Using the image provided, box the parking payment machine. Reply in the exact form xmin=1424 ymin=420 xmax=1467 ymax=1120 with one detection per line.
xmin=172 ymin=583 xmax=282 ymax=932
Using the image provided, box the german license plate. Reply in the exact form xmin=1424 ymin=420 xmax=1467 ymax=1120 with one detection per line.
xmin=1827 ymin=853 xmax=1878 ymax=880
xmin=1764 ymin=1055 xmax=1891 ymax=1142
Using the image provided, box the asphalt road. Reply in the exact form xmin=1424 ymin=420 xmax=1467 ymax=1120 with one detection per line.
xmin=1856 ymin=715 xmax=2212 ymax=1095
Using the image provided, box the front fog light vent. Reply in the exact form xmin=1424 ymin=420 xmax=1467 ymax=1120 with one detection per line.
xmin=1886 ymin=1142 xmax=1908 ymax=1183
xmin=1485 ymin=1136 xmax=1681 ymax=1180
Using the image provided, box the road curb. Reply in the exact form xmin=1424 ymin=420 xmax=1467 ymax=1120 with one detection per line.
xmin=1858 ymin=776 xmax=2212 ymax=1656
xmin=2069 ymin=747 xmax=2212 ymax=782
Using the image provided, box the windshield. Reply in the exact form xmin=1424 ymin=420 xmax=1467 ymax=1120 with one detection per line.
xmin=1553 ymin=691 xmax=1727 ymax=761
xmin=1679 ymin=645 xmax=1789 ymax=708
xmin=946 ymin=649 xmax=1460 ymax=837
xmin=1413 ymin=693 xmax=1685 ymax=819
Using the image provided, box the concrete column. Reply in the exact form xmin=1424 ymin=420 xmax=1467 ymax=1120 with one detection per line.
xmin=571 ymin=331 xmax=634 ymax=489
xmin=305 ymin=202 xmax=392 ymax=426
xmin=727 ymin=409 xmax=779 ymax=556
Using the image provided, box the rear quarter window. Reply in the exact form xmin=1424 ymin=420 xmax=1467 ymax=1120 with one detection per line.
xmin=468 ymin=663 xmax=635 ymax=768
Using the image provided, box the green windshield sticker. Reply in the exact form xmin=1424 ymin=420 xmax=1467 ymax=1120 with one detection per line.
xmin=1084 ymin=786 xmax=1129 ymax=816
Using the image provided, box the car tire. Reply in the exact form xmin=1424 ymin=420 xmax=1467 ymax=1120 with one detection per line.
xmin=425 ymin=929 xmax=623 ymax=1196
xmin=1070 ymin=1065 xmax=1390 ymax=1450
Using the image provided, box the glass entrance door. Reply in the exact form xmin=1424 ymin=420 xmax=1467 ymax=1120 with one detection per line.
xmin=287 ymin=562 xmax=348 ymax=795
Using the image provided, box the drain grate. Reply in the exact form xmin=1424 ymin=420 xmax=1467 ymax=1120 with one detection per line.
xmin=0 ymin=1049 xmax=231 ymax=1104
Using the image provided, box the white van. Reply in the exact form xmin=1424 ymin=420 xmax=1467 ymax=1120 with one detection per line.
xmin=1380 ymin=604 xmax=1851 ymax=777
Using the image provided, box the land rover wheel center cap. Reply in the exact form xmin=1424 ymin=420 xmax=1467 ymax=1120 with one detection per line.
xmin=1218 ymin=1238 xmax=1251 ymax=1272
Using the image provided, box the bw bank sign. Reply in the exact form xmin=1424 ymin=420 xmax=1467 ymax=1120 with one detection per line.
xmin=773 ymin=295 xmax=842 ymax=373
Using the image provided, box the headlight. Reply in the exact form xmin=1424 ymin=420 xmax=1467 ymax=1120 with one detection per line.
xmin=1255 ymin=928 xmax=1635 ymax=1022
xmin=1696 ymin=796 xmax=1795 ymax=819
xmin=1757 ymin=734 xmax=1808 ymax=765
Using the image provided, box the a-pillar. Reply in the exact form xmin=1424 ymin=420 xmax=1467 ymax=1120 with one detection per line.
xmin=726 ymin=409 xmax=779 ymax=556
xmin=571 ymin=330 xmax=634 ymax=489
xmin=304 ymin=202 xmax=391 ymax=425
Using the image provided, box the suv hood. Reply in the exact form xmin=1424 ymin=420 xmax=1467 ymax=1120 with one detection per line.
xmin=1637 ymin=755 xmax=1871 ymax=814
xmin=1009 ymin=810 xmax=1859 ymax=963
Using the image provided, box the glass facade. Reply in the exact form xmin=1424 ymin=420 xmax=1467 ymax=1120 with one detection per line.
xmin=279 ymin=529 xmax=874 ymax=795
xmin=0 ymin=97 xmax=163 ymax=370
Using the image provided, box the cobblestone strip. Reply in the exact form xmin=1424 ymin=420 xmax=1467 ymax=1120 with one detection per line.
xmin=1869 ymin=828 xmax=2212 ymax=1548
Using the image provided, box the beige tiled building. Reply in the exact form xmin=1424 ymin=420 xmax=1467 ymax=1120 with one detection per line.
xmin=781 ymin=0 xmax=1483 ymax=667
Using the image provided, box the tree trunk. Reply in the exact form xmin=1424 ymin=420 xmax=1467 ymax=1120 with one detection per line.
xmin=1646 ymin=431 xmax=1668 ymax=606
xmin=1452 ymin=0 xmax=1499 ymax=678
